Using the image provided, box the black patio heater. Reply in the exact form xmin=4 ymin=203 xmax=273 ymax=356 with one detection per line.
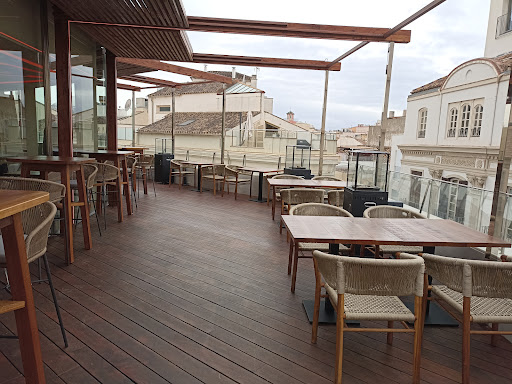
xmin=284 ymin=144 xmax=313 ymax=179
xmin=343 ymin=150 xmax=390 ymax=217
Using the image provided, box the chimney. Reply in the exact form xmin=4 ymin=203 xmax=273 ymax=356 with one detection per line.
xmin=204 ymin=64 xmax=208 ymax=72
xmin=388 ymin=111 xmax=395 ymax=118
xmin=403 ymin=109 xmax=407 ymax=117
xmin=232 ymin=67 xmax=236 ymax=79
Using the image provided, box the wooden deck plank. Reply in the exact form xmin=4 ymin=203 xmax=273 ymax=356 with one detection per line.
xmin=1 ymin=184 xmax=512 ymax=383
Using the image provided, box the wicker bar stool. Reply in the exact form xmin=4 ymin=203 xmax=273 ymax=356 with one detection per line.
xmin=420 ymin=253 xmax=512 ymax=384
xmin=363 ymin=205 xmax=427 ymax=257
xmin=70 ymin=164 xmax=101 ymax=236
xmin=93 ymin=162 xmax=120 ymax=230
xmin=0 ymin=202 xmax=68 ymax=347
xmin=288 ymin=203 xmax=353 ymax=293
xmin=312 ymin=175 xmax=342 ymax=181
xmin=312 ymin=251 xmax=424 ymax=384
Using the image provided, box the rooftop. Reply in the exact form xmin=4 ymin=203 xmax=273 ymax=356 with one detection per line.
xmin=1 ymin=186 xmax=512 ymax=383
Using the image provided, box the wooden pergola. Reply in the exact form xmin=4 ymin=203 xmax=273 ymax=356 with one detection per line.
xmin=48 ymin=0 xmax=445 ymax=169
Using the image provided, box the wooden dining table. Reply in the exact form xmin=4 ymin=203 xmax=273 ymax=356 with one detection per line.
xmin=6 ymin=156 xmax=95 ymax=264
xmin=267 ymin=178 xmax=346 ymax=220
xmin=75 ymin=150 xmax=134 ymax=222
xmin=181 ymin=161 xmax=213 ymax=192
xmin=118 ymin=146 xmax=148 ymax=154
xmin=282 ymin=216 xmax=511 ymax=324
xmin=1 ymin=190 xmax=49 ymax=383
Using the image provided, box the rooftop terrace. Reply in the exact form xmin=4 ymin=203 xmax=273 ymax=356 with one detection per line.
xmin=1 ymin=185 xmax=512 ymax=384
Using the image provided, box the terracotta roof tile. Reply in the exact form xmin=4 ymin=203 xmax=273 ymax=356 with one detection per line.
xmin=138 ymin=112 xmax=246 ymax=135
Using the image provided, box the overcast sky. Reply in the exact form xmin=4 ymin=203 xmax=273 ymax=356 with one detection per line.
xmin=117 ymin=0 xmax=490 ymax=131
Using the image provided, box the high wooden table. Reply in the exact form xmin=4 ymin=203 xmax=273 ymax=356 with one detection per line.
xmin=267 ymin=178 xmax=346 ymax=219
xmin=6 ymin=156 xmax=94 ymax=264
xmin=1 ymin=190 xmax=49 ymax=383
xmin=119 ymin=146 xmax=148 ymax=154
xmin=239 ymin=167 xmax=281 ymax=202
xmin=282 ymin=216 xmax=511 ymax=324
xmin=181 ymin=161 xmax=213 ymax=192
xmin=76 ymin=150 xmax=133 ymax=222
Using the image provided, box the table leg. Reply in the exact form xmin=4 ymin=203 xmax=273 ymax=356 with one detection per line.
xmin=76 ymin=166 xmax=92 ymax=250
xmin=291 ymin=239 xmax=300 ymax=293
xmin=121 ymin=157 xmax=133 ymax=216
xmin=2 ymin=214 xmax=46 ymax=383
xmin=60 ymin=168 xmax=74 ymax=264
xmin=249 ymin=172 xmax=266 ymax=203
xmin=142 ymin=166 xmax=148 ymax=195
xmin=272 ymin=187 xmax=276 ymax=220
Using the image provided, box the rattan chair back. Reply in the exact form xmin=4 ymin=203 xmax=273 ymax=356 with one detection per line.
xmin=94 ymin=162 xmax=119 ymax=183
xmin=290 ymin=202 xmax=352 ymax=217
xmin=271 ymin=174 xmax=303 ymax=180
xmin=0 ymin=177 xmax=65 ymax=203
xmin=327 ymin=190 xmax=344 ymax=207
xmin=312 ymin=176 xmax=342 ymax=181
xmin=280 ymin=188 xmax=325 ymax=205
xmin=363 ymin=205 xmax=426 ymax=219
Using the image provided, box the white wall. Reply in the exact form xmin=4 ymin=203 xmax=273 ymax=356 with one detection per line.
xmin=485 ymin=0 xmax=512 ymax=58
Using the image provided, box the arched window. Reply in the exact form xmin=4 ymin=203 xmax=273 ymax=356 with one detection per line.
xmin=417 ymin=108 xmax=427 ymax=138
xmin=459 ymin=104 xmax=471 ymax=137
xmin=472 ymin=104 xmax=483 ymax=137
xmin=448 ymin=108 xmax=458 ymax=137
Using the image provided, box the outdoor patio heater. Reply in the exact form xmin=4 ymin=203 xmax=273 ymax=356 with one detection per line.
xmin=284 ymin=144 xmax=313 ymax=179
xmin=343 ymin=150 xmax=390 ymax=216
xmin=154 ymin=138 xmax=174 ymax=184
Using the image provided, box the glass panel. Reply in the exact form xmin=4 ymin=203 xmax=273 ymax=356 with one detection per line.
xmin=0 ymin=0 xmax=45 ymax=161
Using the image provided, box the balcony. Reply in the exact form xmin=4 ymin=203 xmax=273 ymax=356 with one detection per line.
xmin=496 ymin=12 xmax=512 ymax=37
xmin=2 ymin=183 xmax=512 ymax=383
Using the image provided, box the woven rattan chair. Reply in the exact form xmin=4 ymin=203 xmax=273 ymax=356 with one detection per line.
xmin=420 ymin=253 xmax=512 ymax=384
xmin=0 ymin=202 xmax=68 ymax=347
xmin=124 ymin=156 xmax=138 ymax=209
xmin=70 ymin=164 xmax=101 ymax=235
xmin=279 ymin=188 xmax=325 ymax=234
xmin=0 ymin=176 xmax=65 ymax=204
xmin=327 ymin=190 xmax=345 ymax=207
xmin=93 ymin=162 xmax=120 ymax=230
xmin=363 ymin=205 xmax=427 ymax=257
xmin=267 ymin=174 xmax=303 ymax=217
xmin=136 ymin=154 xmax=156 ymax=197
xmin=200 ymin=164 xmax=225 ymax=196
xmin=312 ymin=251 xmax=424 ymax=384
xmin=169 ymin=159 xmax=194 ymax=189
xmin=288 ymin=203 xmax=353 ymax=293
xmin=222 ymin=165 xmax=251 ymax=200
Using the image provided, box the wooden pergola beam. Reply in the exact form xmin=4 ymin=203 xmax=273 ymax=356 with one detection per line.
xmin=117 ymin=83 xmax=142 ymax=91
xmin=187 ymin=16 xmax=411 ymax=43
xmin=117 ymin=57 xmax=234 ymax=84
xmin=119 ymin=75 xmax=181 ymax=87
xmin=192 ymin=53 xmax=341 ymax=71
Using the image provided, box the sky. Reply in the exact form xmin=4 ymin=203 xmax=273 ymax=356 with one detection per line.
xmin=117 ymin=0 xmax=490 ymax=131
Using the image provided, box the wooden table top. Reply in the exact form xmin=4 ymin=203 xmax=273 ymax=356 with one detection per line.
xmin=268 ymin=179 xmax=346 ymax=188
xmin=241 ymin=167 xmax=281 ymax=173
xmin=0 ymin=190 xmax=49 ymax=220
xmin=182 ymin=161 xmax=214 ymax=166
xmin=5 ymin=156 xmax=95 ymax=165
xmin=282 ymin=216 xmax=511 ymax=248
xmin=75 ymin=150 xmax=134 ymax=156
xmin=119 ymin=147 xmax=149 ymax=150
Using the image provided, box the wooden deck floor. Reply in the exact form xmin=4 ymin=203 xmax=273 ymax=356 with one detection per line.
xmin=2 ymin=184 xmax=512 ymax=384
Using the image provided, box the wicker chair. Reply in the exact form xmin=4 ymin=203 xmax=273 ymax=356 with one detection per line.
xmin=124 ymin=156 xmax=138 ymax=209
xmin=169 ymin=159 xmax=194 ymax=189
xmin=312 ymin=251 xmax=424 ymax=384
xmin=421 ymin=253 xmax=512 ymax=384
xmin=200 ymin=164 xmax=225 ymax=196
xmin=93 ymin=162 xmax=120 ymax=230
xmin=70 ymin=164 xmax=101 ymax=236
xmin=312 ymin=175 xmax=342 ymax=181
xmin=267 ymin=174 xmax=303 ymax=219
xmin=135 ymin=154 xmax=156 ymax=197
xmin=0 ymin=202 xmax=68 ymax=347
xmin=288 ymin=203 xmax=353 ymax=293
xmin=279 ymin=188 xmax=325 ymax=234
xmin=0 ymin=176 xmax=65 ymax=204
xmin=222 ymin=165 xmax=251 ymax=200
xmin=363 ymin=205 xmax=427 ymax=257
xmin=328 ymin=190 xmax=345 ymax=207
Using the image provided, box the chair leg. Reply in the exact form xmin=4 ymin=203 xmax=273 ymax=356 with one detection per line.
xmin=288 ymin=240 xmax=294 ymax=275
xmin=152 ymin=168 xmax=156 ymax=197
xmin=234 ymin=182 xmax=238 ymax=200
xmin=462 ymin=296 xmax=471 ymax=384
xmin=179 ymin=174 xmax=182 ymax=190
xmin=222 ymin=178 xmax=226 ymax=197
xmin=387 ymin=321 xmax=393 ymax=345
xmin=335 ymin=295 xmax=345 ymax=384
xmin=88 ymin=189 xmax=102 ymax=236
xmin=412 ymin=296 xmax=423 ymax=384
xmin=311 ymin=258 xmax=321 ymax=343
xmin=42 ymin=254 xmax=68 ymax=348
